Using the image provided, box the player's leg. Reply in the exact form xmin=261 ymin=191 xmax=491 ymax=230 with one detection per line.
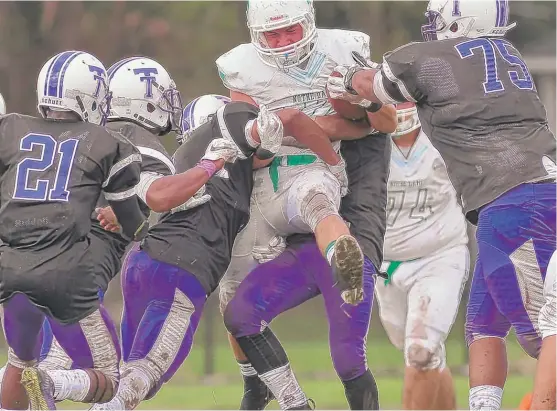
xmin=262 ymin=165 xmax=364 ymax=304
xmin=91 ymin=248 xmax=207 ymax=410
xmin=30 ymin=306 xmax=121 ymax=407
xmin=119 ymin=243 xmax=150 ymax=363
xmin=219 ymin=201 xmax=275 ymax=410
xmin=401 ymin=246 xmax=469 ymax=410
xmin=224 ymin=243 xmax=322 ymax=410
xmin=0 ymin=293 xmax=46 ymax=410
xmin=317 ymin=254 xmax=378 ymax=410
xmin=477 ymin=184 xmax=556 ymax=408
xmin=466 ymin=258 xmax=511 ymax=411
xmin=530 ymin=250 xmax=556 ymax=410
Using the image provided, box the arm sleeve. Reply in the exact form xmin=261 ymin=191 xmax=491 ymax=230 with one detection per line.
xmin=378 ymin=42 xmax=426 ymax=104
xmin=215 ymin=102 xmax=260 ymax=158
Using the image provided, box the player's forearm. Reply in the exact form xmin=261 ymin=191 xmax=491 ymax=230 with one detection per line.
xmin=314 ymin=114 xmax=372 ymax=142
xmin=367 ymin=104 xmax=397 ymax=133
xmin=277 ymin=109 xmax=340 ymax=165
xmin=108 ymin=197 xmax=149 ymax=242
xmin=145 ymin=160 xmax=224 ymax=212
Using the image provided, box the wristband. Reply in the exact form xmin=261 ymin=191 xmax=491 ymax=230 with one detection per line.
xmin=196 ymin=159 xmax=218 ymax=178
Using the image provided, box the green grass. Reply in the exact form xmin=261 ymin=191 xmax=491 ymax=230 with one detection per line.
xmin=52 ymin=338 xmax=534 ymax=410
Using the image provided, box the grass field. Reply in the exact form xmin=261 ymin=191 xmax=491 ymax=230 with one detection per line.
xmin=48 ymin=338 xmax=534 ymax=410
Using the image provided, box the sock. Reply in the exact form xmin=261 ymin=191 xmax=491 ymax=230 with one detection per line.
xmin=238 ymin=360 xmax=257 ymax=377
xmin=325 ymin=240 xmax=336 ymax=265
xmin=46 ymin=369 xmax=90 ymax=402
xmin=469 ymin=385 xmax=504 ymax=411
xmin=259 ymin=363 xmax=307 ymax=410
xmin=342 ymin=370 xmax=379 ymax=410
xmin=239 ymin=360 xmax=273 ymax=410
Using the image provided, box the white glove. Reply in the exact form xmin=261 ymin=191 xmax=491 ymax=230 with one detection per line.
xmin=256 ymin=105 xmax=283 ymax=157
xmin=252 ymin=235 xmax=286 ymax=264
xmin=171 ymin=185 xmax=212 ymax=213
xmin=202 ymin=138 xmax=240 ymax=163
xmin=328 ymin=157 xmax=349 ymax=197
xmin=201 ymin=138 xmax=240 ymax=179
xmin=327 ymin=65 xmax=370 ymax=106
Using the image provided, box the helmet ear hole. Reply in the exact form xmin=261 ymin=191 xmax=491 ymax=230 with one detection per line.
xmin=450 ymin=22 xmax=459 ymax=32
xmin=146 ymin=103 xmax=156 ymax=113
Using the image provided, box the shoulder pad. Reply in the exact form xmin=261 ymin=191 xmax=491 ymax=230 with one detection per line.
xmin=317 ymin=29 xmax=371 ymax=60
xmin=216 ymin=43 xmax=257 ymax=92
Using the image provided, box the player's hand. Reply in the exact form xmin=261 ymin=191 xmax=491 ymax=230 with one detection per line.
xmin=171 ymin=186 xmax=212 ymax=213
xmin=252 ymin=235 xmax=286 ymax=263
xmin=256 ymin=105 xmax=284 ymax=158
xmin=327 ymin=65 xmax=370 ymax=105
xmin=202 ymin=138 xmax=240 ymax=164
xmin=327 ymin=157 xmax=349 ymax=197
xmin=96 ymin=206 xmax=121 ymax=233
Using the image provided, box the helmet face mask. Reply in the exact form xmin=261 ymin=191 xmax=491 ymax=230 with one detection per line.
xmin=247 ymin=0 xmax=317 ymax=69
xmin=178 ymin=94 xmax=231 ymax=145
xmin=107 ymin=57 xmax=183 ymax=136
xmin=37 ymin=51 xmax=111 ymax=126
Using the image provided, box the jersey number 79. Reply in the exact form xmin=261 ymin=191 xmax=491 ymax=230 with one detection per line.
xmin=13 ymin=133 xmax=80 ymax=202
xmin=455 ymin=38 xmax=533 ymax=94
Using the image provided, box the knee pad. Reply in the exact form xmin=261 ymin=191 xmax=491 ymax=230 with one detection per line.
xmin=219 ymin=280 xmax=241 ymax=315
xmin=288 ymin=171 xmax=341 ymax=232
xmin=404 ymin=341 xmax=446 ymax=371
xmin=299 ymin=190 xmax=339 ymax=231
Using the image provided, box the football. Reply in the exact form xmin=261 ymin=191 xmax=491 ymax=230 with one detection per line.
xmin=326 ymin=70 xmax=367 ymax=121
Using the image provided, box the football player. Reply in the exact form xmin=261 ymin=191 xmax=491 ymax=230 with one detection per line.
xmin=89 ymin=98 xmax=343 ymax=410
xmin=327 ymin=0 xmax=556 ymax=409
xmin=0 ymin=50 xmax=146 ymax=410
xmin=375 ymin=102 xmax=469 ymax=410
xmin=216 ymin=1 xmax=395 ymax=408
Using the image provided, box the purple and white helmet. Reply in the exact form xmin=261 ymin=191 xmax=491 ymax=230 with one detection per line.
xmin=421 ymin=0 xmax=516 ymax=42
xmin=177 ymin=94 xmax=231 ymax=144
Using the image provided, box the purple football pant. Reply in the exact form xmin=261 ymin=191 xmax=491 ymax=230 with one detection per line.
xmin=224 ymin=241 xmax=375 ymax=381
xmin=120 ymin=244 xmax=207 ymax=401
xmin=2 ymin=293 xmax=119 ymax=378
xmin=38 ymin=301 xmax=120 ymax=371
xmin=466 ymin=182 xmax=556 ymax=358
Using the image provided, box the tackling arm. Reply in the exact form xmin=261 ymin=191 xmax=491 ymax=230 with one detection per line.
xmin=256 ymin=108 xmax=341 ymax=166
xmin=143 ymin=162 xmax=223 ymax=212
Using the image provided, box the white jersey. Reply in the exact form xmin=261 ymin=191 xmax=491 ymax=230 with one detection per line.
xmin=216 ymin=28 xmax=370 ymax=157
xmin=384 ymin=130 xmax=468 ymax=261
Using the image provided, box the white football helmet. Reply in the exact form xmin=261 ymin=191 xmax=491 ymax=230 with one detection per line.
xmin=247 ymin=0 xmax=317 ymax=69
xmin=0 ymin=93 xmax=6 ymax=115
xmin=107 ymin=57 xmax=183 ymax=135
xmin=178 ymin=94 xmax=231 ymax=145
xmin=392 ymin=103 xmax=421 ymax=138
xmin=37 ymin=51 xmax=111 ymax=125
xmin=421 ymin=0 xmax=516 ymax=41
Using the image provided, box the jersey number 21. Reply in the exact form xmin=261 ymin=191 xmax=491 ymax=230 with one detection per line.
xmin=13 ymin=133 xmax=79 ymax=202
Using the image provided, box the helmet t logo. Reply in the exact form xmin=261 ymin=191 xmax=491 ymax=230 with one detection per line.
xmin=133 ymin=68 xmax=159 ymax=98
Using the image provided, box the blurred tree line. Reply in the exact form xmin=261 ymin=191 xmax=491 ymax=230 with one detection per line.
xmin=0 ymin=1 xmax=553 ymax=132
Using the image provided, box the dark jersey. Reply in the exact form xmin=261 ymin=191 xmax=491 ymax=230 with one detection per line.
xmin=379 ymin=38 xmax=556 ymax=220
xmin=288 ymin=132 xmax=390 ymax=270
xmin=0 ymin=114 xmax=141 ymax=271
xmin=141 ymin=102 xmax=259 ymax=293
xmin=90 ymin=120 xmax=174 ymax=290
